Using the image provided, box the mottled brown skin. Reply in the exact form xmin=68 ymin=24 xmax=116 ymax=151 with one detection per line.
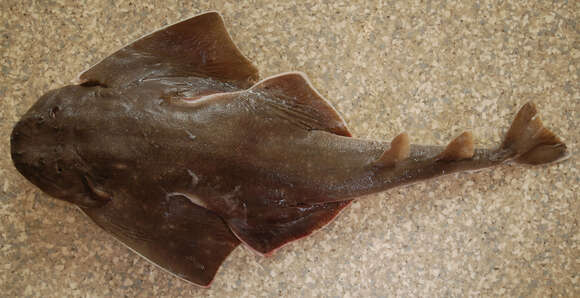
xmin=10 ymin=12 xmax=568 ymax=287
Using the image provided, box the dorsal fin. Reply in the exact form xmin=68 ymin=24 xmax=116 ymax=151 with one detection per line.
xmin=375 ymin=133 xmax=410 ymax=167
xmin=78 ymin=12 xmax=259 ymax=88
xmin=437 ymin=131 xmax=475 ymax=161
xmin=251 ymin=72 xmax=351 ymax=137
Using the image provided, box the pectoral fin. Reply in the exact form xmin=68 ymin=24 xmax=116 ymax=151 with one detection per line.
xmin=79 ymin=12 xmax=258 ymax=89
xmin=80 ymin=194 xmax=240 ymax=287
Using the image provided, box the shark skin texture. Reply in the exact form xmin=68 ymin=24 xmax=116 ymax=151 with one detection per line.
xmin=10 ymin=12 xmax=569 ymax=287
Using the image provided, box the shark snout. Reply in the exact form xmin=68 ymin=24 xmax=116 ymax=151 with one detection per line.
xmin=10 ymin=119 xmax=30 ymax=169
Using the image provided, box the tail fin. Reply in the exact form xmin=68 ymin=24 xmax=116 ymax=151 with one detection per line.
xmin=500 ymin=102 xmax=568 ymax=165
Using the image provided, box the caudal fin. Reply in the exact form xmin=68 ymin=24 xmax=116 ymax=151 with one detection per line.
xmin=500 ymin=102 xmax=568 ymax=165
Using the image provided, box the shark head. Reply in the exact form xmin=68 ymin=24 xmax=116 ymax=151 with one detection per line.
xmin=11 ymin=86 xmax=110 ymax=208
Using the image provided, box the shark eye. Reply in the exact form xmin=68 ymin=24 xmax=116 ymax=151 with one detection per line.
xmin=49 ymin=106 xmax=60 ymax=119
xmin=82 ymin=175 xmax=112 ymax=202
xmin=35 ymin=115 xmax=45 ymax=126
xmin=54 ymin=160 xmax=63 ymax=174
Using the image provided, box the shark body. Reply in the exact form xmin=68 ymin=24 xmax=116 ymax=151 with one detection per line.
xmin=10 ymin=12 xmax=568 ymax=286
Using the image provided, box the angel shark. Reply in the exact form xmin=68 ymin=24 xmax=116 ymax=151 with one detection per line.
xmin=10 ymin=12 xmax=568 ymax=287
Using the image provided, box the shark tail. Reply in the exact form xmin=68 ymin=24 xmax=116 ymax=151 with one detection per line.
xmin=374 ymin=102 xmax=568 ymax=169
xmin=500 ymin=102 xmax=568 ymax=165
